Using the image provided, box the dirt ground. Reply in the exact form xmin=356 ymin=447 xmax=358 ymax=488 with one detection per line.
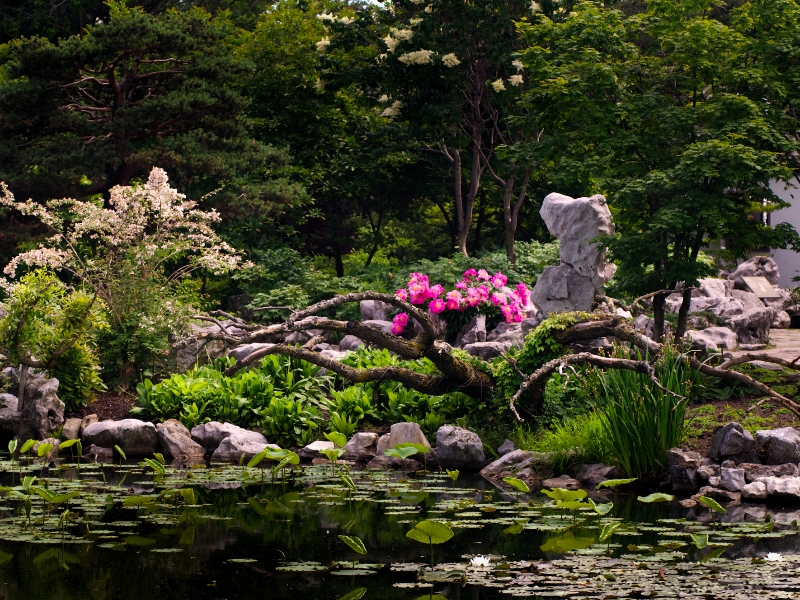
xmin=67 ymin=392 xmax=137 ymax=422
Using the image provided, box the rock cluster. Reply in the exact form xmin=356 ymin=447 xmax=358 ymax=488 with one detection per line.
xmin=668 ymin=422 xmax=800 ymax=504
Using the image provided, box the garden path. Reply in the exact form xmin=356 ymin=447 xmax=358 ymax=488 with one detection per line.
xmin=727 ymin=329 xmax=800 ymax=362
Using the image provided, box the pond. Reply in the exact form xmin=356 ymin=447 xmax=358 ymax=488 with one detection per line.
xmin=1 ymin=457 xmax=800 ymax=600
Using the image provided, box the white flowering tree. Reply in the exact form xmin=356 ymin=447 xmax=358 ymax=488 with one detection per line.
xmin=317 ymin=0 xmax=547 ymax=261
xmin=0 ymin=167 xmax=243 ymax=380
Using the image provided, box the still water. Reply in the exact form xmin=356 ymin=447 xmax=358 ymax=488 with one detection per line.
xmin=0 ymin=461 xmax=799 ymax=599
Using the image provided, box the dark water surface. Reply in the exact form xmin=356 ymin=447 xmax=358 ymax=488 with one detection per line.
xmin=1 ymin=461 xmax=800 ymax=600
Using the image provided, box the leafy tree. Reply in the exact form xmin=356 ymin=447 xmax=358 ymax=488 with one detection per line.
xmin=518 ymin=0 xmax=800 ymax=338
xmin=0 ymin=1 xmax=298 ymax=211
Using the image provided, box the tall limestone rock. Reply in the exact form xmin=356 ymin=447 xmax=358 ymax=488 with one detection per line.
xmin=530 ymin=193 xmax=615 ymax=315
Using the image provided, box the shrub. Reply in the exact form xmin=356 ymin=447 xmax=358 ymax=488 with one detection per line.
xmin=260 ymin=397 xmax=320 ymax=447
xmin=599 ymin=345 xmax=694 ymax=478
xmin=0 ymin=168 xmax=243 ymax=383
xmin=0 ymin=269 xmax=107 ymax=410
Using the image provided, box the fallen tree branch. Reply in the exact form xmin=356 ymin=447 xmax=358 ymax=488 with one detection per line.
xmin=718 ymin=353 xmax=800 ymax=372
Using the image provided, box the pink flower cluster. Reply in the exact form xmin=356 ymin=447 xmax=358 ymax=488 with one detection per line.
xmin=391 ymin=269 xmax=530 ymax=335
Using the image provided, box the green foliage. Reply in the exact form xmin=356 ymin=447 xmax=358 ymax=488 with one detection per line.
xmin=325 ymin=385 xmax=380 ymax=424
xmin=599 ymin=346 xmax=693 ymax=478
xmin=0 ymin=269 xmax=107 ymax=409
xmin=522 ymin=412 xmax=612 ymax=474
xmin=135 ymin=355 xmax=331 ymax=444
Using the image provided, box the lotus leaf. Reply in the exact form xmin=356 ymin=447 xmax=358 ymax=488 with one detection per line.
xmin=697 ymin=495 xmax=727 ymax=514
xmin=596 ymin=478 xmax=637 ymax=490
xmin=541 ymin=488 xmax=587 ymax=502
xmin=599 ymin=521 xmax=621 ymax=542
xmin=338 ymin=535 xmax=367 ymax=555
xmin=637 ymin=493 xmax=674 ymax=503
xmin=502 ymin=477 xmax=530 ymax=493
xmin=325 ymin=432 xmax=348 ymax=448
xmin=406 ymin=520 xmax=454 ymax=545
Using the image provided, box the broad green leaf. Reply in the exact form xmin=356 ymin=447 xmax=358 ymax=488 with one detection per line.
xmin=321 ymin=448 xmax=345 ymax=462
xmin=339 ymin=473 xmax=357 ymax=492
xmin=153 ymin=453 xmax=166 ymax=465
xmin=406 ymin=520 xmax=454 ymax=545
xmin=541 ymin=488 xmax=587 ymax=502
xmin=691 ymin=533 xmax=709 ymax=549
xmin=178 ymin=488 xmax=196 ymax=505
xmin=7 ymin=440 xmax=17 ymax=455
xmin=385 ymin=447 xmax=417 ymax=460
xmin=339 ymin=588 xmax=367 ymax=600
xmin=556 ymin=500 xmax=590 ymax=510
xmin=637 ymin=493 xmax=674 ymax=503
xmin=588 ymin=498 xmax=613 ymax=515
xmin=540 ymin=531 xmax=595 ymax=553
xmin=20 ymin=439 xmax=36 ymax=454
xmin=338 ymin=535 xmax=367 ymax=555
xmin=596 ymin=478 xmax=637 ymax=490
xmin=144 ymin=458 xmax=165 ymax=474
xmin=697 ymin=495 xmax=727 ymax=514
xmin=599 ymin=521 xmax=621 ymax=542
xmin=503 ymin=520 xmax=527 ymax=535
xmin=58 ymin=439 xmax=80 ymax=449
xmin=247 ymin=448 xmax=270 ymax=468
xmin=325 ymin=432 xmax=347 ymax=448
xmin=114 ymin=445 xmax=127 ymax=461
xmin=395 ymin=442 xmax=430 ymax=455
xmin=36 ymin=443 xmax=53 ymax=457
xmin=502 ymin=477 xmax=530 ymax=493
xmin=446 ymin=469 xmax=459 ymax=481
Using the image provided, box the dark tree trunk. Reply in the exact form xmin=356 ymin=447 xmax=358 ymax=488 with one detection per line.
xmin=675 ymin=288 xmax=693 ymax=339
xmin=652 ymin=292 xmax=667 ymax=341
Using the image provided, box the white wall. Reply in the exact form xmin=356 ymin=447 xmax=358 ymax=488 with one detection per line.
xmin=769 ymin=179 xmax=800 ymax=287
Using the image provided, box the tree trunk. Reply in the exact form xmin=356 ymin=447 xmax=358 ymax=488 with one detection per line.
xmin=504 ymin=167 xmax=532 ymax=266
xmin=652 ymin=292 xmax=667 ymax=341
xmin=334 ymin=250 xmax=344 ymax=277
xmin=17 ymin=364 xmax=28 ymax=413
xmin=675 ymin=287 xmax=693 ymax=339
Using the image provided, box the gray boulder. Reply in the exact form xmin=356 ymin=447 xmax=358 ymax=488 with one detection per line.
xmin=575 ymin=464 xmax=624 ymax=489
xmin=729 ymin=256 xmax=780 ymax=289
xmin=760 ymin=476 xmax=800 ymax=501
xmin=80 ymin=414 xmax=98 ymax=434
xmin=521 ymin=316 xmax=544 ymax=336
xmin=730 ymin=289 xmax=765 ymax=312
xmin=695 ymin=278 xmax=733 ymax=299
xmin=435 ymin=425 xmax=485 ymax=469
xmin=191 ymin=421 xmax=261 ymax=451
xmin=487 ymin=322 xmax=525 ymax=349
xmin=708 ymin=422 xmax=755 ymax=461
xmin=480 ymin=449 xmax=548 ymax=487
xmin=729 ymin=307 xmax=773 ymax=346
xmin=756 ymin=428 xmax=800 ymax=465
xmin=376 ymin=433 xmax=390 ymax=456
xmin=285 ymin=328 xmax=326 ymax=345
xmin=462 ymin=341 xmax=510 ymax=360
xmin=61 ymin=418 xmax=82 ymax=440
xmin=530 ymin=264 xmax=599 ymax=315
xmin=33 ymin=437 xmax=59 ymax=461
xmin=338 ymin=335 xmax=363 ymax=352
xmin=685 ymin=327 xmax=738 ymax=351
xmin=366 ymin=455 xmax=423 ymax=471
xmin=742 ymin=480 xmax=768 ymax=500
xmin=497 ymin=439 xmax=516 ymax=456
xmin=667 ymin=447 xmax=703 ymax=490
xmin=720 ymin=467 xmax=746 ymax=492
xmin=341 ymin=432 xmax=379 ymax=462
xmin=360 ymin=300 xmax=391 ymax=321
xmin=667 ymin=448 xmax=703 ymax=468
xmin=23 ymin=376 xmax=65 ymax=439
xmin=157 ymin=419 xmax=206 ymax=460
xmin=542 ymin=474 xmax=580 ymax=490
xmin=211 ymin=433 xmax=278 ymax=463
xmin=387 ymin=422 xmax=430 ymax=450
xmin=361 ymin=320 xmax=395 ymax=336
xmin=174 ymin=323 xmax=242 ymax=372
xmin=84 ymin=444 xmax=113 ymax=462
xmin=82 ymin=419 xmax=158 ymax=456
xmin=455 ymin=315 xmax=486 ymax=348
xmin=229 ymin=343 xmax=274 ymax=362
xmin=741 ymin=462 xmax=798 ymax=482
xmin=773 ymin=310 xmax=792 ymax=329
xmin=0 ymin=393 xmax=17 ymax=410
xmin=298 ymin=440 xmax=335 ymax=459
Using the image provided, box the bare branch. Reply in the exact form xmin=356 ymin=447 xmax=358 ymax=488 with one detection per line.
xmin=718 ymin=353 xmax=800 ymax=372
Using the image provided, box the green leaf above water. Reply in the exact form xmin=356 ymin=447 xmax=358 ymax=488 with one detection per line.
xmin=588 ymin=498 xmax=613 ymax=515
xmin=637 ymin=493 xmax=674 ymax=503
xmin=541 ymin=488 xmax=587 ymax=502
xmin=697 ymin=496 xmax=727 ymax=514
xmin=385 ymin=447 xmax=417 ymax=460
xmin=339 ymin=588 xmax=367 ymax=600
xmin=502 ymin=477 xmax=530 ymax=493
xmin=596 ymin=478 xmax=637 ymax=490
xmin=691 ymin=533 xmax=709 ymax=549
xmin=325 ymin=432 xmax=348 ymax=448
xmin=599 ymin=522 xmax=621 ymax=542
xmin=406 ymin=520 xmax=454 ymax=545
xmin=339 ymin=535 xmax=367 ymax=555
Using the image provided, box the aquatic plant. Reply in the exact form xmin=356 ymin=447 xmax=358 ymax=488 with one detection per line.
xmin=406 ymin=520 xmax=454 ymax=567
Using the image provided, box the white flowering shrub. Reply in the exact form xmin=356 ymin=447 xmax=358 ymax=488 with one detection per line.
xmin=0 ymin=167 xmax=243 ymax=382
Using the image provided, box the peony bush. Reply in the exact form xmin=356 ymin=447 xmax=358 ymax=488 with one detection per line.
xmin=392 ymin=269 xmax=529 ymax=335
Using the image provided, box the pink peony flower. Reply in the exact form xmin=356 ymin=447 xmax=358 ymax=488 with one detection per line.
xmin=396 ymin=288 xmax=408 ymax=301
xmin=394 ymin=312 xmax=409 ymax=327
xmin=409 ymin=283 xmax=428 ymax=304
xmin=391 ymin=322 xmax=405 ymax=335
xmin=428 ymin=298 xmax=446 ymax=314
xmin=428 ymin=284 xmax=444 ymax=299
xmin=491 ymin=292 xmax=507 ymax=306
xmin=477 ymin=269 xmax=490 ymax=281
xmin=445 ymin=290 xmax=463 ymax=310
xmin=455 ymin=281 xmax=468 ymax=290
xmin=466 ymin=288 xmax=482 ymax=307
xmin=463 ymin=269 xmax=478 ymax=278
xmin=491 ymin=272 xmax=508 ymax=288
xmin=516 ymin=282 xmax=529 ymax=304
xmin=476 ymin=285 xmax=489 ymax=301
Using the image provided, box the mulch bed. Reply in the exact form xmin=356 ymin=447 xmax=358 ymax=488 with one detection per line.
xmin=67 ymin=392 xmax=138 ymax=422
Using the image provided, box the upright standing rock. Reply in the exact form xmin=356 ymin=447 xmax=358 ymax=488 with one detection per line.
xmin=530 ymin=193 xmax=615 ymax=314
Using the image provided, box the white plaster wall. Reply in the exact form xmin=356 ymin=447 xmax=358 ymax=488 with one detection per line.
xmin=769 ymin=179 xmax=800 ymax=287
